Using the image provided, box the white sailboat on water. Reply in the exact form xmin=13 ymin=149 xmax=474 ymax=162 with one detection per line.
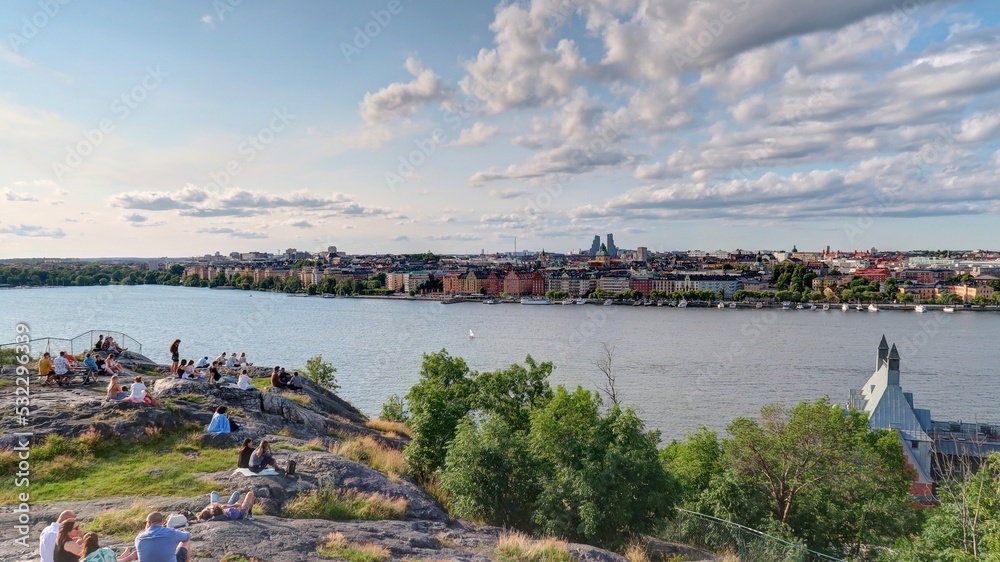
xmin=469 ymin=329 xmax=475 ymax=339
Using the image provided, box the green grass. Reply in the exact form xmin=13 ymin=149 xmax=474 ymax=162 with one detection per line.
xmin=173 ymin=393 xmax=207 ymax=404
xmin=317 ymin=532 xmax=390 ymax=562
xmin=0 ymin=430 xmax=231 ymax=505
xmin=495 ymin=532 xmax=575 ymax=562
xmin=283 ymin=487 xmax=407 ymax=521
xmin=0 ymin=378 xmax=13 ymax=389
xmin=272 ymin=438 xmax=326 ymax=452
xmin=85 ymin=501 xmax=155 ymax=541
xmin=219 ymin=555 xmax=254 ymax=562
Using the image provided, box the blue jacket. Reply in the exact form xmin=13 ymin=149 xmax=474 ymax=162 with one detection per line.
xmin=207 ymin=413 xmax=230 ymax=433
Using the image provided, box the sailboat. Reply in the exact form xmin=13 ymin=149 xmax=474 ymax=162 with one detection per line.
xmin=469 ymin=329 xmax=475 ymax=339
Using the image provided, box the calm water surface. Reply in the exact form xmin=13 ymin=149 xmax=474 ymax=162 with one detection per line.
xmin=1 ymin=285 xmax=996 ymax=441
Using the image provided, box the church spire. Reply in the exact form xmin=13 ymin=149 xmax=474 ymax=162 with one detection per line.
xmin=877 ymin=334 xmax=889 ymax=370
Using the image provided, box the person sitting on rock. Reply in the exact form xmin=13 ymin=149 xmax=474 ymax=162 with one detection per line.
xmin=209 ymin=361 xmax=237 ymax=386
xmin=107 ymin=376 xmax=128 ymax=400
xmin=127 ymin=376 xmax=152 ymax=405
xmin=237 ymin=438 xmax=254 ymax=469
xmin=269 ymin=367 xmax=288 ymax=389
xmin=236 ymin=352 xmax=252 ymax=366
xmin=215 ymin=351 xmax=228 ymax=365
xmin=234 ymin=369 xmax=252 ymax=390
xmin=79 ymin=531 xmax=136 ymax=562
xmin=194 ymin=492 xmax=255 ymax=521
xmin=134 ymin=512 xmax=189 ymax=562
xmin=93 ymin=335 xmax=105 ymax=352
xmin=248 ymin=440 xmax=284 ymax=474
xmin=39 ymin=351 xmax=57 ymax=386
xmin=104 ymin=355 xmax=124 ymax=376
xmin=207 ymin=406 xmax=239 ymax=433
xmin=182 ymin=360 xmax=204 ymax=381
xmin=286 ymin=371 xmax=304 ymax=391
xmin=53 ymin=517 xmax=85 ymax=562
xmin=225 ymin=353 xmax=238 ymax=368
xmin=106 ymin=337 xmax=127 ymax=355
xmin=83 ymin=353 xmax=100 ymax=377
xmin=39 ymin=509 xmax=75 ymax=562
xmin=195 ymin=356 xmax=210 ymax=369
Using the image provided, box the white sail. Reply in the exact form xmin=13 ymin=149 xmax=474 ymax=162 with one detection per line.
xmin=469 ymin=329 xmax=475 ymax=338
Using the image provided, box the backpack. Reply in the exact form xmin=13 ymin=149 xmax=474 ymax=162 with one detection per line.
xmin=286 ymin=455 xmax=297 ymax=476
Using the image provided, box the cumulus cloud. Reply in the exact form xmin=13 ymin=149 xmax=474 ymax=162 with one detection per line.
xmin=3 ymin=189 xmax=38 ymax=202
xmin=446 ymin=122 xmax=499 ymax=147
xmin=360 ymin=58 xmax=450 ymax=124
xmin=488 ymin=189 xmax=529 ymax=199
xmin=287 ymin=220 xmax=314 ymax=228
xmin=391 ymin=235 xmax=409 ymax=241
xmin=956 ymin=111 xmax=1000 ymax=143
xmin=427 ymin=233 xmax=483 ymax=241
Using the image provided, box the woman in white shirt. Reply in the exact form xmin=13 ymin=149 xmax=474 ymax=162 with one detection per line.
xmin=183 ymin=361 xmax=202 ymax=380
xmin=128 ymin=376 xmax=148 ymax=403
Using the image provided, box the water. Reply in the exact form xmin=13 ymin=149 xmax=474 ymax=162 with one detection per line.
xmin=1 ymin=285 xmax=996 ymax=441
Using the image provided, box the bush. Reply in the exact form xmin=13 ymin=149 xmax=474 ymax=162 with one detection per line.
xmin=379 ymin=394 xmax=409 ymax=423
xmin=304 ymin=355 xmax=339 ymax=391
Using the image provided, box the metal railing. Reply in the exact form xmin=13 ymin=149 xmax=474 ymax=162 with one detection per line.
xmin=0 ymin=330 xmax=143 ymax=366
xmin=660 ymin=508 xmax=845 ymax=562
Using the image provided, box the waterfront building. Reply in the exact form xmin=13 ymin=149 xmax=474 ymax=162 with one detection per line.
xmin=597 ymin=274 xmax=630 ymax=294
xmin=849 ymin=336 xmax=935 ymax=501
xmin=953 ymin=284 xmax=994 ymax=303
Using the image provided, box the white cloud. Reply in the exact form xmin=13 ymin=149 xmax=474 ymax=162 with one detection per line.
xmin=359 ymin=58 xmax=450 ymax=124
xmin=446 ymin=122 xmax=499 ymax=147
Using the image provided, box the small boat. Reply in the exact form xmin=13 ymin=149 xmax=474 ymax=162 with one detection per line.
xmin=914 ymin=304 xmax=926 ymax=313
xmin=678 ymin=299 xmax=688 ymax=308
xmin=868 ymin=303 xmax=879 ymax=312
xmin=469 ymin=329 xmax=475 ymax=339
xmin=795 ymin=304 xmax=804 ymax=310
xmin=729 ymin=302 xmax=737 ymax=309
xmin=755 ymin=302 xmax=763 ymax=309
xmin=842 ymin=303 xmax=849 ymax=312
xmin=782 ymin=302 xmax=791 ymax=310
xmin=644 ymin=299 xmax=652 ymax=306
xmin=657 ymin=300 xmax=664 ymax=307
xmin=633 ymin=300 xmax=642 ymax=307
xmin=321 ymin=293 xmax=336 ymax=298
xmin=822 ymin=304 xmax=830 ymax=311
xmin=943 ymin=306 xmax=955 ymax=313
xmin=809 ymin=304 xmax=817 ymax=311
xmin=717 ymin=302 xmax=725 ymax=309
xmin=856 ymin=305 xmax=863 ymax=311
xmin=561 ymin=299 xmax=573 ymax=305
xmin=603 ymin=299 xmax=614 ymax=306
xmin=483 ymin=298 xmax=500 ymax=305
xmin=520 ymin=297 xmax=552 ymax=305
xmin=575 ymin=299 xmax=587 ymax=305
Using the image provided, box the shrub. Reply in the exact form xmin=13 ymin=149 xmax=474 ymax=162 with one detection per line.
xmin=283 ymin=487 xmax=406 ymax=521
xmin=304 ymin=355 xmax=339 ymax=391
xmin=379 ymin=394 xmax=409 ymax=423
xmin=316 ymin=532 xmax=390 ymax=562
xmin=495 ymin=532 xmax=574 ymax=562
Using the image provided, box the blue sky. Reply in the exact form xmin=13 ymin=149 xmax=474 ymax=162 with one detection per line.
xmin=1 ymin=0 xmax=999 ymax=258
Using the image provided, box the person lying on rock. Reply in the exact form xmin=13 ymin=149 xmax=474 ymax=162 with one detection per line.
xmin=79 ymin=531 xmax=136 ymax=562
xmin=194 ymin=491 xmax=256 ymax=522
xmin=248 ymin=440 xmax=285 ymax=474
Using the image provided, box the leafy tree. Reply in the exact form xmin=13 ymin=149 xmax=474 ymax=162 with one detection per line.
xmin=441 ymin=415 xmax=542 ymax=530
xmin=724 ymin=398 xmax=918 ymax=557
xmin=405 ymin=350 xmax=476 ymax=477
xmin=474 ymin=355 xmax=553 ymax=431
xmin=530 ymin=386 xmax=677 ymax=549
xmin=379 ymin=394 xmax=409 ymax=423
xmin=303 ymin=354 xmax=339 ymax=391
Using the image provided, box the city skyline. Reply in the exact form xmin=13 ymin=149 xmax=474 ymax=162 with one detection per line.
xmin=2 ymin=1 xmax=1000 ymax=258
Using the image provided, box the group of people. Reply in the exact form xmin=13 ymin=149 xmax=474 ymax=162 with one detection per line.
xmin=106 ymin=375 xmax=155 ymax=404
xmin=38 ymin=350 xmax=124 ymax=387
xmin=93 ymin=334 xmax=128 ymax=356
xmin=269 ymin=367 xmax=304 ymax=390
xmin=39 ymin=495 xmax=258 ymax=562
xmin=238 ymin=438 xmax=288 ymax=474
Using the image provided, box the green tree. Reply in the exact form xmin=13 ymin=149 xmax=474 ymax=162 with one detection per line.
xmin=303 ymin=354 xmax=339 ymax=391
xmin=405 ymin=350 xmax=477 ymax=478
xmin=530 ymin=386 xmax=677 ymax=549
xmin=379 ymin=394 xmax=409 ymax=423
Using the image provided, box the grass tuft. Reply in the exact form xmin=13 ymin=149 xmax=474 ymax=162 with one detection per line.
xmin=173 ymin=393 xmax=207 ymax=404
xmin=316 ymin=532 xmax=390 ymax=562
xmin=365 ymin=419 xmax=413 ymax=439
xmin=283 ymin=487 xmax=406 ymax=521
xmin=329 ymin=436 xmax=407 ymax=479
xmin=624 ymin=543 xmax=650 ymax=562
xmin=495 ymin=532 xmax=575 ymax=562
xmin=85 ymin=501 xmax=155 ymax=541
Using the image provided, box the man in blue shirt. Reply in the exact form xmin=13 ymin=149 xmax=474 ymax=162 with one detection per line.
xmin=135 ymin=512 xmax=189 ymax=562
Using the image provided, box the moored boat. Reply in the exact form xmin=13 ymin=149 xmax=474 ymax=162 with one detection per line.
xmin=822 ymin=303 xmax=830 ymax=311
xmin=717 ymin=302 xmax=725 ymax=309
xmin=520 ymin=297 xmax=552 ymax=305
xmin=603 ymin=299 xmax=614 ymax=306
xmin=914 ymin=304 xmax=926 ymax=313
xmin=483 ymin=298 xmax=500 ymax=304
xmin=678 ymin=299 xmax=688 ymax=308
xmin=868 ymin=303 xmax=879 ymax=312
xmin=729 ymin=302 xmax=737 ymax=309
xmin=842 ymin=303 xmax=849 ymax=312
xmin=943 ymin=306 xmax=955 ymax=313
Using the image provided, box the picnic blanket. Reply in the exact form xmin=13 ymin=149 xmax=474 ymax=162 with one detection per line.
xmin=233 ymin=468 xmax=279 ymax=476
